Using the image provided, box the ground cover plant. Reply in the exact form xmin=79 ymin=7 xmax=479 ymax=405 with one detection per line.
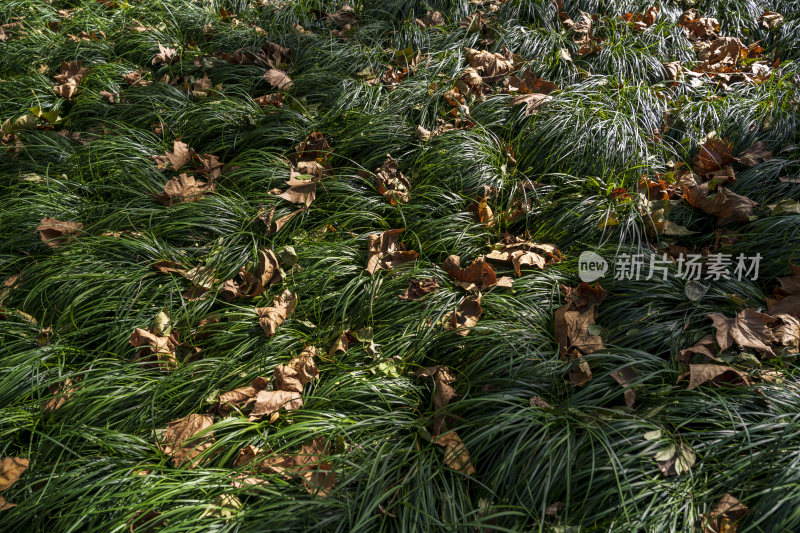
xmin=1 ymin=0 xmax=799 ymax=531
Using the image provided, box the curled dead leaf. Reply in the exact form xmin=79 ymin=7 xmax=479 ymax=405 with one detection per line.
xmin=36 ymin=217 xmax=83 ymax=247
xmin=399 ymin=278 xmax=440 ymax=301
xmin=485 ymin=235 xmax=561 ymax=276
xmin=365 ymin=229 xmax=418 ymax=274
xmin=434 ymin=431 xmax=476 ymax=475
xmin=255 ymin=289 xmax=297 ymax=337
xmin=129 ymin=327 xmax=179 ymax=370
xmin=442 ymin=255 xmax=496 ymax=290
xmin=158 ymin=413 xmax=214 ymax=468
xmin=374 ymin=154 xmax=410 ymax=204
xmin=443 ymin=295 xmax=482 ymax=336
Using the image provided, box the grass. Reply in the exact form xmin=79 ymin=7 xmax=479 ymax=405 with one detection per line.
xmin=1 ymin=0 xmax=800 ymax=531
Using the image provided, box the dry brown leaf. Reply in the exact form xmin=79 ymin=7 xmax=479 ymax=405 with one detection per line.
xmin=0 ymin=457 xmax=29 ymax=495
xmin=708 ymin=309 xmax=776 ymax=356
xmin=248 ymin=389 xmax=303 ymax=421
xmin=685 ymin=363 xmax=750 ymax=390
xmin=152 ymin=43 xmax=178 ymax=65
xmin=511 ymin=93 xmax=552 ymax=116
xmin=485 ymin=235 xmax=561 ymax=276
xmin=702 ymin=493 xmax=747 ymax=533
xmin=693 ymin=138 xmax=735 ymax=177
xmin=36 ymin=217 xmax=83 ymax=247
xmin=44 ymin=378 xmax=79 ymax=412
xmin=464 ymin=48 xmax=514 ymax=82
xmin=259 ymin=206 xmax=304 ymax=235
xmin=274 ymin=347 xmax=319 ymax=393
xmin=53 ymin=60 xmax=87 ymax=100
xmin=365 ymin=229 xmax=418 ymax=274
xmin=159 ymin=414 xmax=214 ymax=468
xmin=129 ymin=328 xmax=179 ymax=370
xmin=735 ymin=141 xmax=772 ymax=167
xmin=277 ymin=176 xmax=317 ymax=206
xmin=415 ymin=11 xmax=445 ymax=27
xmin=434 ymin=431 xmax=476 ymax=475
xmin=255 ymin=289 xmax=297 ymax=337
xmin=217 ymin=376 xmax=268 ymax=414
xmin=696 ymin=37 xmax=747 ymax=72
xmin=530 ymin=396 xmax=553 ymax=409
xmin=554 ymin=282 xmax=608 ymax=385
xmin=374 ymin=154 xmax=410 ymax=204
xmin=444 ymin=295 xmax=483 ymax=336
xmin=679 ymin=9 xmax=719 ymax=41
xmin=398 ymin=278 xmax=440 ymax=301
xmin=442 ymin=255 xmax=497 ymax=290
xmin=156 ymin=173 xmax=214 ymax=206
xmin=681 ymin=174 xmax=757 ymax=225
xmin=506 ymin=70 xmax=559 ymax=95
xmin=254 ymin=93 xmax=283 ymax=108
xmin=572 ymin=11 xmax=601 ymax=56
xmin=192 ymin=153 xmax=224 ymax=181
xmin=768 ymin=265 xmax=800 ymax=319
xmin=263 ymin=69 xmax=293 ymax=90
xmin=758 ymin=11 xmax=784 ymax=31
xmin=610 ymin=366 xmax=637 ymax=407
xmin=153 ymin=139 xmax=195 ymax=171
xmin=237 ymin=249 xmax=282 ymax=298
xmin=677 ymin=333 xmax=717 ymax=365
xmin=620 ymin=5 xmax=659 ymax=30
xmin=415 ymin=366 xmax=458 ymax=435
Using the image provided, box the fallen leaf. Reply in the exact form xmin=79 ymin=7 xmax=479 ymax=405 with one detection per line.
xmin=374 ymin=154 xmax=410 ymax=204
xmin=36 ymin=217 xmax=83 ymax=247
xmin=398 ymin=278 xmax=440 ymax=301
xmin=129 ymin=328 xmax=179 ymax=370
xmin=0 ymin=457 xmax=29 ymax=497
xmin=735 ymin=141 xmax=772 ymax=167
xmin=708 ymin=309 xmax=799 ymax=358
xmin=485 ymin=235 xmax=562 ymax=276
xmin=415 ymin=11 xmax=445 ymax=27
xmin=443 ymin=295 xmax=483 ymax=336
xmin=156 ymin=173 xmax=214 ymax=206
xmin=685 ymin=363 xmax=750 ymax=390
xmin=464 ymin=48 xmax=513 ymax=82
xmin=264 ymin=69 xmax=292 ymax=90
xmin=681 ymin=174 xmax=757 ymax=224
xmin=255 ymin=289 xmax=297 ymax=337
xmin=434 ymin=431 xmax=476 ymax=475
xmin=696 ymin=37 xmax=747 ymax=72
xmin=192 ymin=153 xmax=224 ymax=181
xmin=277 ymin=176 xmax=317 ymax=206
xmin=237 ymin=249 xmax=282 ymax=298
xmin=274 ymin=346 xmax=319 ymax=392
xmin=758 ymin=11 xmax=784 ymax=31
xmin=554 ymin=282 xmax=607 ymax=385
xmin=442 ymin=255 xmax=497 ymax=290
xmin=152 ymin=43 xmax=178 ymax=65
xmin=693 ymin=138 xmax=735 ymax=177
xmin=254 ymin=93 xmax=283 ymax=108
xmin=679 ymin=9 xmax=719 ymax=41
xmin=610 ymin=367 xmax=637 ymax=407
xmin=248 ymin=389 xmax=303 ymax=421
xmin=677 ymin=334 xmax=717 ymax=365
xmin=153 ymin=139 xmax=195 ymax=171
xmin=216 ymin=376 xmax=269 ymax=414
xmin=158 ymin=413 xmax=214 ymax=468
xmin=415 ymin=366 xmax=458 ymax=435
xmin=572 ymin=11 xmax=602 ymax=56
xmin=621 ymin=5 xmax=659 ymax=31
xmin=655 ymin=441 xmax=696 ymax=476
xmin=365 ymin=229 xmax=418 ymax=274
xmin=44 ymin=378 xmax=79 ymax=412
xmin=702 ymin=494 xmax=747 ymax=533
xmin=511 ymin=93 xmax=552 ymax=116
xmin=53 ymin=61 xmax=87 ymax=100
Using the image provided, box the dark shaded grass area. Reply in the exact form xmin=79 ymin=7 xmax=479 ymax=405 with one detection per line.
xmin=1 ymin=0 xmax=800 ymax=531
